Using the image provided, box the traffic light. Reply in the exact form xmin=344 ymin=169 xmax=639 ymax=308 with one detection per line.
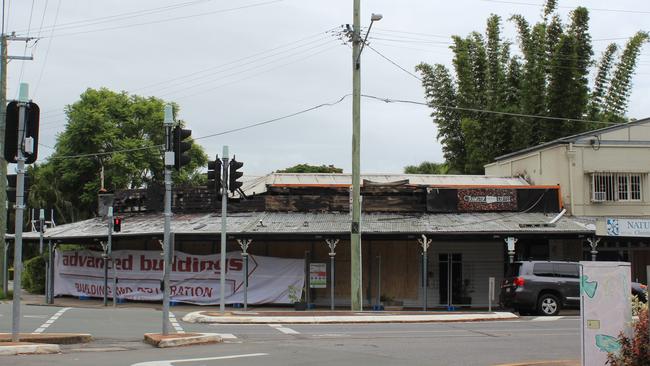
xmin=113 ymin=217 xmax=122 ymax=232
xmin=229 ymin=157 xmax=243 ymax=193
xmin=4 ymin=101 xmax=40 ymax=164
xmin=172 ymin=125 xmax=192 ymax=171
xmin=206 ymin=156 xmax=222 ymax=194
xmin=6 ymin=173 xmax=29 ymax=204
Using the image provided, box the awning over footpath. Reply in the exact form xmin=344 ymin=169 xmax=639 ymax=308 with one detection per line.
xmin=23 ymin=212 xmax=596 ymax=241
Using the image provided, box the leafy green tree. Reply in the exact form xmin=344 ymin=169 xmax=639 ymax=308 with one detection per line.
xmin=29 ymin=88 xmax=207 ymax=223
xmin=404 ymin=161 xmax=450 ymax=175
xmin=417 ymin=1 xmax=648 ymax=174
xmin=276 ymin=164 xmax=343 ymax=173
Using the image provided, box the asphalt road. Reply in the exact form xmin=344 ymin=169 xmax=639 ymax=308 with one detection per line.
xmin=0 ymin=303 xmax=581 ymax=366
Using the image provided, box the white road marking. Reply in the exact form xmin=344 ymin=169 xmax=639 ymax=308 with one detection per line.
xmin=168 ymin=312 xmax=185 ymax=334
xmin=130 ymin=353 xmax=269 ymax=366
xmin=312 ymin=333 xmax=350 ymax=338
xmin=32 ymin=307 xmax=71 ymax=334
xmin=23 ymin=315 xmax=48 ymax=319
xmin=268 ymin=324 xmax=299 ymax=335
xmin=530 ymin=316 xmax=564 ymax=321
xmin=217 ymin=333 xmax=237 ymax=339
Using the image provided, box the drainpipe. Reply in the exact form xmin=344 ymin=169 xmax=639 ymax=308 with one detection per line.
xmin=566 ymin=143 xmax=576 ymax=215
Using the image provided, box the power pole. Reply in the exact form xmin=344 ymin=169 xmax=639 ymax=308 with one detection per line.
xmin=0 ymin=32 xmax=35 ymax=296
xmin=350 ymin=0 xmax=362 ymax=312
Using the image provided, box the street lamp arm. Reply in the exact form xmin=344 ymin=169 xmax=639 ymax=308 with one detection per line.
xmin=355 ymin=14 xmax=382 ymax=66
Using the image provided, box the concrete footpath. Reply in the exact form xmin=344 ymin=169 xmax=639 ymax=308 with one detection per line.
xmin=183 ymin=310 xmax=518 ymax=324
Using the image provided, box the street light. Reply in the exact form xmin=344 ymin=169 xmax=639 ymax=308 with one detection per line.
xmin=356 ymin=13 xmax=383 ymax=66
xmin=350 ymin=4 xmax=382 ymax=311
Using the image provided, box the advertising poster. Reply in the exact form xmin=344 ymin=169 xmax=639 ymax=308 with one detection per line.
xmin=54 ymin=249 xmax=305 ymax=305
xmin=309 ymin=263 xmax=327 ymax=288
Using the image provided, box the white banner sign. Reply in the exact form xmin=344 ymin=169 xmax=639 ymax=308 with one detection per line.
xmin=606 ymin=218 xmax=650 ymax=237
xmin=580 ymin=262 xmax=632 ymax=366
xmin=54 ymin=250 xmax=305 ymax=305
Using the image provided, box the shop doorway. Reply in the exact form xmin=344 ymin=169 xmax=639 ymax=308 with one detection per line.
xmin=438 ymin=253 xmax=464 ymax=306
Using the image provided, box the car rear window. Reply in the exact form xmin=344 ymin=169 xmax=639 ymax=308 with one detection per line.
xmin=555 ymin=263 xmax=579 ymax=278
xmin=533 ymin=263 xmax=555 ymax=277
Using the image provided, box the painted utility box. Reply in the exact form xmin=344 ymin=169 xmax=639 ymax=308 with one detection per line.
xmin=580 ymin=261 xmax=632 ymax=366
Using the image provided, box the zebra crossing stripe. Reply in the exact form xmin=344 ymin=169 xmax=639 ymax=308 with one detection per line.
xmin=32 ymin=307 xmax=72 ymax=334
xmin=169 ymin=312 xmax=185 ymax=334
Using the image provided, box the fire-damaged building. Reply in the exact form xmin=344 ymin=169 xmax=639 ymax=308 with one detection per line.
xmin=24 ymin=173 xmax=594 ymax=309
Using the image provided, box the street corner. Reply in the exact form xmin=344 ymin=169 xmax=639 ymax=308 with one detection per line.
xmin=181 ymin=310 xmax=227 ymax=323
xmin=0 ymin=342 xmax=61 ymax=356
xmin=143 ymin=332 xmax=223 ymax=348
xmin=0 ymin=333 xmax=93 ymax=345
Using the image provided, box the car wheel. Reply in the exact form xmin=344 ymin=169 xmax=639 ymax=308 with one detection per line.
xmin=538 ymin=294 xmax=561 ymax=316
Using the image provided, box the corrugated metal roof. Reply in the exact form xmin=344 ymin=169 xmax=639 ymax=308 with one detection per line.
xmin=23 ymin=211 xmax=593 ymax=241
xmin=241 ymin=173 xmax=529 ymax=196
xmin=492 ymin=117 xmax=650 ymax=162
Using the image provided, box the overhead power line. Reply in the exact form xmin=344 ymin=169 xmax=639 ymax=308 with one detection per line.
xmin=153 ymin=38 xmax=335 ymax=96
xmin=167 ymin=42 xmax=340 ymax=100
xmin=15 ymin=0 xmax=37 ymax=91
xmin=43 ymin=88 xmax=647 ymax=163
xmin=33 ymin=0 xmax=61 ymax=97
xmin=366 ymin=44 xmax=422 ymax=82
xmin=13 ymin=0 xmax=216 ymax=34
xmin=360 ymin=94 xmax=647 ymax=129
xmin=193 ymin=94 xmax=350 ymax=141
xmin=41 ymin=94 xmax=351 ymax=161
xmin=31 ymin=0 xmax=283 ymax=39
xmin=133 ymin=27 xmax=337 ymax=93
xmin=480 ymin=0 xmax=650 ymax=15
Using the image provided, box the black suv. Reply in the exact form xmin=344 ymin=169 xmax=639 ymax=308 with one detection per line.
xmin=499 ymin=261 xmax=580 ymax=316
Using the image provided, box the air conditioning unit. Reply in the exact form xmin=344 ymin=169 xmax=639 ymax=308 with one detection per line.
xmin=592 ymin=191 xmax=606 ymax=202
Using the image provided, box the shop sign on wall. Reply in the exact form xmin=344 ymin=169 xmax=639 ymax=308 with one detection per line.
xmin=606 ymin=218 xmax=650 ymax=237
xmin=457 ymin=189 xmax=517 ymax=212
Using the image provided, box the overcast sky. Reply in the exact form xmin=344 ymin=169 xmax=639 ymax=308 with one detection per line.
xmin=5 ymin=0 xmax=650 ymax=175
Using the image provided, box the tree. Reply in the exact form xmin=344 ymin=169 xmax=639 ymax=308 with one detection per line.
xmin=417 ymin=0 xmax=648 ymax=174
xmin=404 ymin=161 xmax=449 ymax=175
xmin=276 ymin=164 xmax=343 ymax=174
xmin=29 ymin=88 xmax=207 ymax=223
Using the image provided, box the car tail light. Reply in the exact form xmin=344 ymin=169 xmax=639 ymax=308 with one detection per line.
xmin=513 ymin=277 xmax=525 ymax=287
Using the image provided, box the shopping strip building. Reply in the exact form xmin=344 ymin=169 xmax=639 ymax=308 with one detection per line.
xmin=25 ymin=173 xmax=594 ymax=309
xmin=486 ymin=117 xmax=650 ymax=283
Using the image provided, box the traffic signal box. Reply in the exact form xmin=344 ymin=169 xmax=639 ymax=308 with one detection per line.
xmin=113 ymin=217 xmax=122 ymax=232
xmin=207 ymin=157 xmax=222 ymax=194
xmin=172 ymin=125 xmax=192 ymax=171
xmin=4 ymin=101 xmax=40 ymax=164
xmin=6 ymin=173 xmax=29 ymax=204
xmin=229 ymin=157 xmax=244 ymax=193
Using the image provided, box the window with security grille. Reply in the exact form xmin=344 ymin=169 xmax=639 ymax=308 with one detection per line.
xmin=591 ymin=173 xmax=644 ymax=202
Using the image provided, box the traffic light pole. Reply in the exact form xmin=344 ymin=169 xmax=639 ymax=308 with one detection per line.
xmin=162 ymin=105 xmax=174 ymax=335
xmin=103 ymin=208 xmax=113 ymax=306
xmin=219 ymin=146 xmax=229 ymax=313
xmin=11 ymin=83 xmax=29 ymax=342
xmin=0 ymin=34 xmax=36 ymax=296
